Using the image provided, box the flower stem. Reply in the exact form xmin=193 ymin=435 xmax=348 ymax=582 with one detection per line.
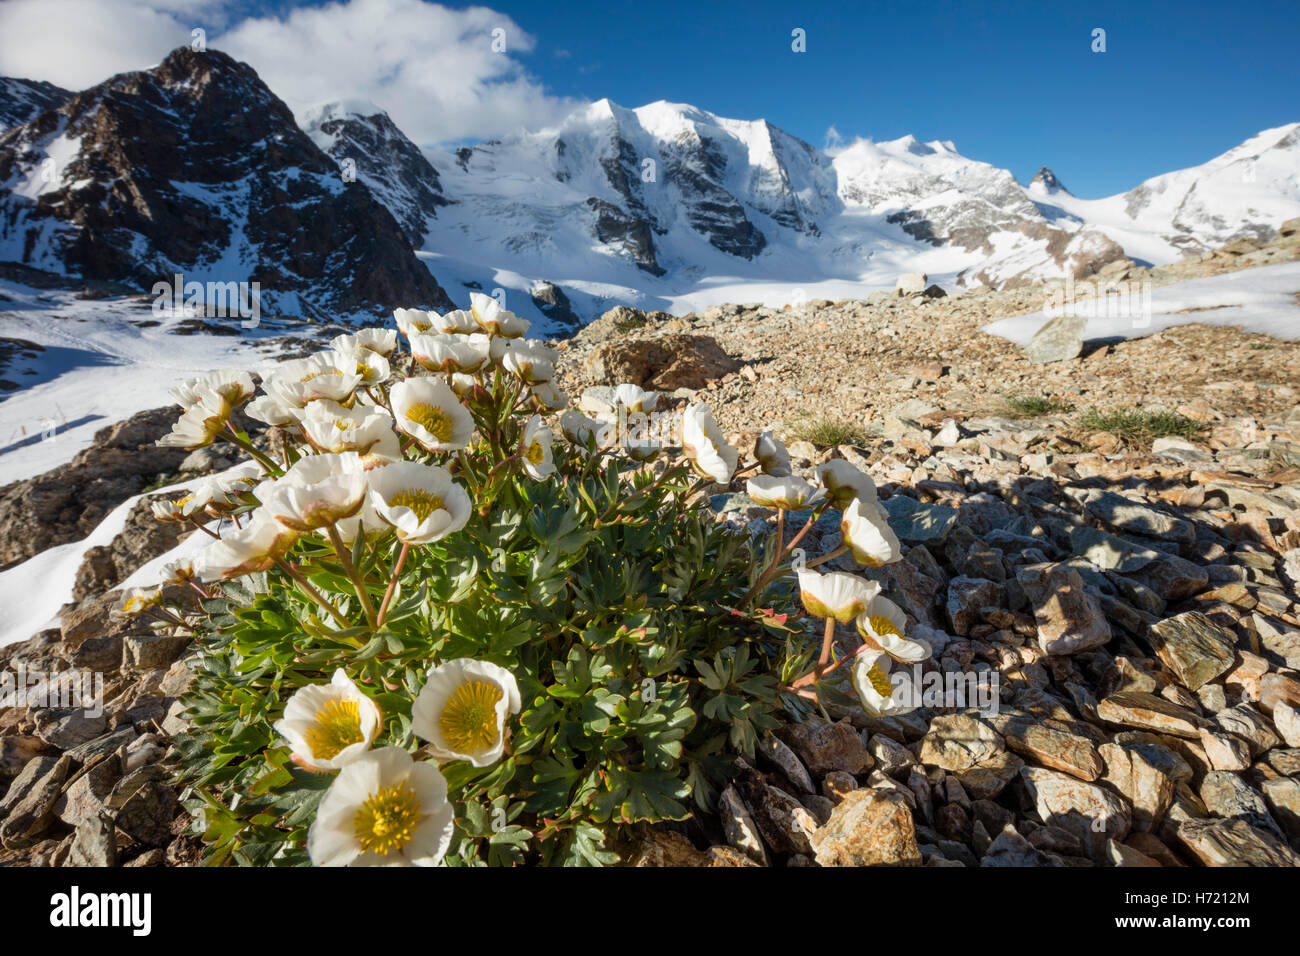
xmin=218 ymin=427 xmax=280 ymax=474
xmin=275 ymin=558 xmax=349 ymax=628
xmin=375 ymin=540 xmax=411 ymax=627
xmin=805 ymin=543 xmax=850 ymax=569
xmin=326 ymin=525 xmax=378 ymax=631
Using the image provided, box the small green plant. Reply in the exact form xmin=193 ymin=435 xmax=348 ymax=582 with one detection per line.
xmin=787 ymin=414 xmax=868 ymax=448
xmin=1076 ymin=406 xmax=1201 ymax=443
xmin=131 ymin=298 xmax=929 ymax=867
xmin=1002 ymin=394 xmax=1075 ymax=417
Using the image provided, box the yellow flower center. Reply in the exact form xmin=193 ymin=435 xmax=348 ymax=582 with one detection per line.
xmin=525 ymin=440 xmax=545 ymax=465
xmin=122 ymin=594 xmax=152 ymax=615
xmin=866 ymin=615 xmax=900 ymax=638
xmin=304 ymin=698 xmax=363 ymax=760
xmin=301 ymin=368 xmax=345 ymax=382
xmin=405 ymin=402 xmax=455 ymax=441
xmin=438 ymin=680 xmax=503 ymax=755
xmin=865 ymin=664 xmax=893 ymax=697
xmin=353 ymin=783 xmax=422 ymax=857
xmin=173 ymin=494 xmax=192 ymax=509
xmin=388 ymin=488 xmax=446 ymax=522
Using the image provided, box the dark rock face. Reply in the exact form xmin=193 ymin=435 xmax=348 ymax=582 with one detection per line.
xmin=1030 ymin=166 xmax=1068 ymax=194
xmin=0 ymin=48 xmax=453 ymax=319
xmin=585 ymin=197 xmax=664 ymax=275
xmin=305 ymin=105 xmax=450 ymax=247
xmin=0 ymin=407 xmax=187 ymax=570
xmin=529 ymin=280 xmax=581 ymax=335
xmin=0 ymin=77 xmax=71 ymax=132
xmin=661 ymin=132 xmax=766 ymax=260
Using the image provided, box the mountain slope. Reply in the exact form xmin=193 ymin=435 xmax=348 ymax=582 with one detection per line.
xmin=0 ymin=77 xmax=71 ymax=131
xmin=0 ymin=49 xmax=453 ymax=320
xmin=303 ymin=100 xmax=451 ymax=247
xmin=1026 ymin=122 xmax=1300 ymax=264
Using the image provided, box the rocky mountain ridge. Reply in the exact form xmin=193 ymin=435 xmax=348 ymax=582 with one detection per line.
xmin=0 ymin=49 xmax=453 ymax=321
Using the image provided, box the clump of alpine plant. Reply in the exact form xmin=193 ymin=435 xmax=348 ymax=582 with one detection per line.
xmin=150 ymin=296 xmax=922 ymax=867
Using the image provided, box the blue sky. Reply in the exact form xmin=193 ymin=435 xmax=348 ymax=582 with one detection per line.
xmin=2 ymin=0 xmax=1297 ymax=198
xmin=472 ymin=0 xmax=1300 ymax=197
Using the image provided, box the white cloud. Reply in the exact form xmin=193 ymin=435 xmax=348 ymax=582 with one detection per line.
xmin=0 ymin=0 xmax=581 ymax=145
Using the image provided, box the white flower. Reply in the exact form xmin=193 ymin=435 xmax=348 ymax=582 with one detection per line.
xmin=393 ymin=308 xmax=435 ymax=338
xmin=301 ymin=401 xmax=400 ymax=461
xmin=852 ymin=648 xmax=915 ymax=718
xmin=407 ymin=331 xmax=490 ymax=373
xmin=390 ymin=377 xmax=475 ymax=452
xmin=160 ymin=557 xmax=198 ymax=586
xmin=169 ymin=369 xmax=254 ymax=412
xmin=262 ymin=353 xmax=362 ymax=408
xmin=196 ymin=508 xmax=300 ymax=580
xmin=109 ymin=586 xmax=163 ymax=621
xmin=255 ymin=452 xmax=369 ymax=531
xmin=367 ymin=461 xmax=472 ymax=544
xmin=521 ymin=415 xmax=555 ymax=480
xmin=502 ymin=340 xmax=557 ymax=384
xmin=814 ymin=459 xmax=878 ymax=510
xmin=307 ymin=747 xmax=454 ymax=867
xmin=332 ymin=328 xmax=398 ymax=358
xmin=245 ymin=394 xmax=298 ymax=427
xmin=531 ymin=381 xmax=569 ymax=412
xmin=840 ymin=498 xmax=901 ymax=568
xmin=157 ymin=397 xmax=227 ymax=449
xmin=682 ymin=403 xmax=738 ymax=484
xmin=755 ymin=430 xmax=792 ymax=477
xmin=613 ymin=384 xmax=659 ymax=413
xmin=274 ymin=670 xmax=383 ymax=772
xmin=488 ymin=335 xmax=513 ymax=363
xmin=856 ymin=595 xmax=931 ymax=663
xmin=449 ymin=372 xmax=477 ymax=398
xmin=470 ymin=292 xmax=530 ymax=337
xmin=559 ymin=409 xmax=610 ymax=448
xmin=334 ymin=346 xmax=391 ymax=387
xmin=411 ymin=658 xmax=521 ymax=767
xmin=746 ymin=475 xmax=823 ymax=510
xmin=435 ymin=309 xmax=479 ymax=335
xmin=623 ymin=432 xmax=661 ymax=463
xmin=797 ymin=568 xmax=881 ymax=623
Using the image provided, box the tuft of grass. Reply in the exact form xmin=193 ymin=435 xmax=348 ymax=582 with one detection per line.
xmin=787 ymin=414 xmax=869 ymax=448
xmin=1002 ymin=394 xmax=1076 ymax=417
xmin=1076 ymin=406 xmax=1202 ymax=443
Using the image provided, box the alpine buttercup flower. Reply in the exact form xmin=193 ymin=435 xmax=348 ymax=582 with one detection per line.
xmin=169 ymin=369 xmax=255 ymax=412
xmin=502 ymin=340 xmax=557 ymax=384
xmin=407 ymin=332 xmax=490 ymax=374
xmin=559 ymin=409 xmax=611 ymax=448
xmin=274 ymin=669 xmax=383 ymax=772
xmin=856 ymin=595 xmax=931 ymax=663
xmin=393 ymin=308 xmax=435 ymax=338
xmin=157 ymin=396 xmax=227 ymax=449
xmin=301 ymin=401 xmax=401 ymax=461
xmin=411 ymin=658 xmax=521 ymax=767
xmin=262 ymin=352 xmax=362 ymax=408
xmin=852 ymin=648 xmax=914 ymax=718
xmin=613 ymin=383 xmax=659 ymax=413
xmin=682 ymin=403 xmax=738 ymax=484
xmin=840 ymin=498 xmax=901 ymax=568
xmin=390 ymin=377 xmax=474 ymax=452
xmin=332 ymin=328 xmax=398 ymax=358
xmin=307 ymin=746 xmax=454 ymax=867
xmin=814 ymin=459 xmax=878 ymax=510
xmin=746 ymin=474 xmax=823 ymax=510
xmin=521 ymin=415 xmax=555 ymax=480
xmin=366 ymin=461 xmax=471 ymax=544
xmin=195 ymin=508 xmax=300 ymax=580
xmin=796 ymin=568 xmax=881 ymax=623
xmin=109 ymin=586 xmax=163 ymax=621
xmin=469 ymin=292 xmax=530 ymax=337
xmin=254 ymin=452 xmax=369 ymax=531
xmin=754 ymin=429 xmax=793 ymax=477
